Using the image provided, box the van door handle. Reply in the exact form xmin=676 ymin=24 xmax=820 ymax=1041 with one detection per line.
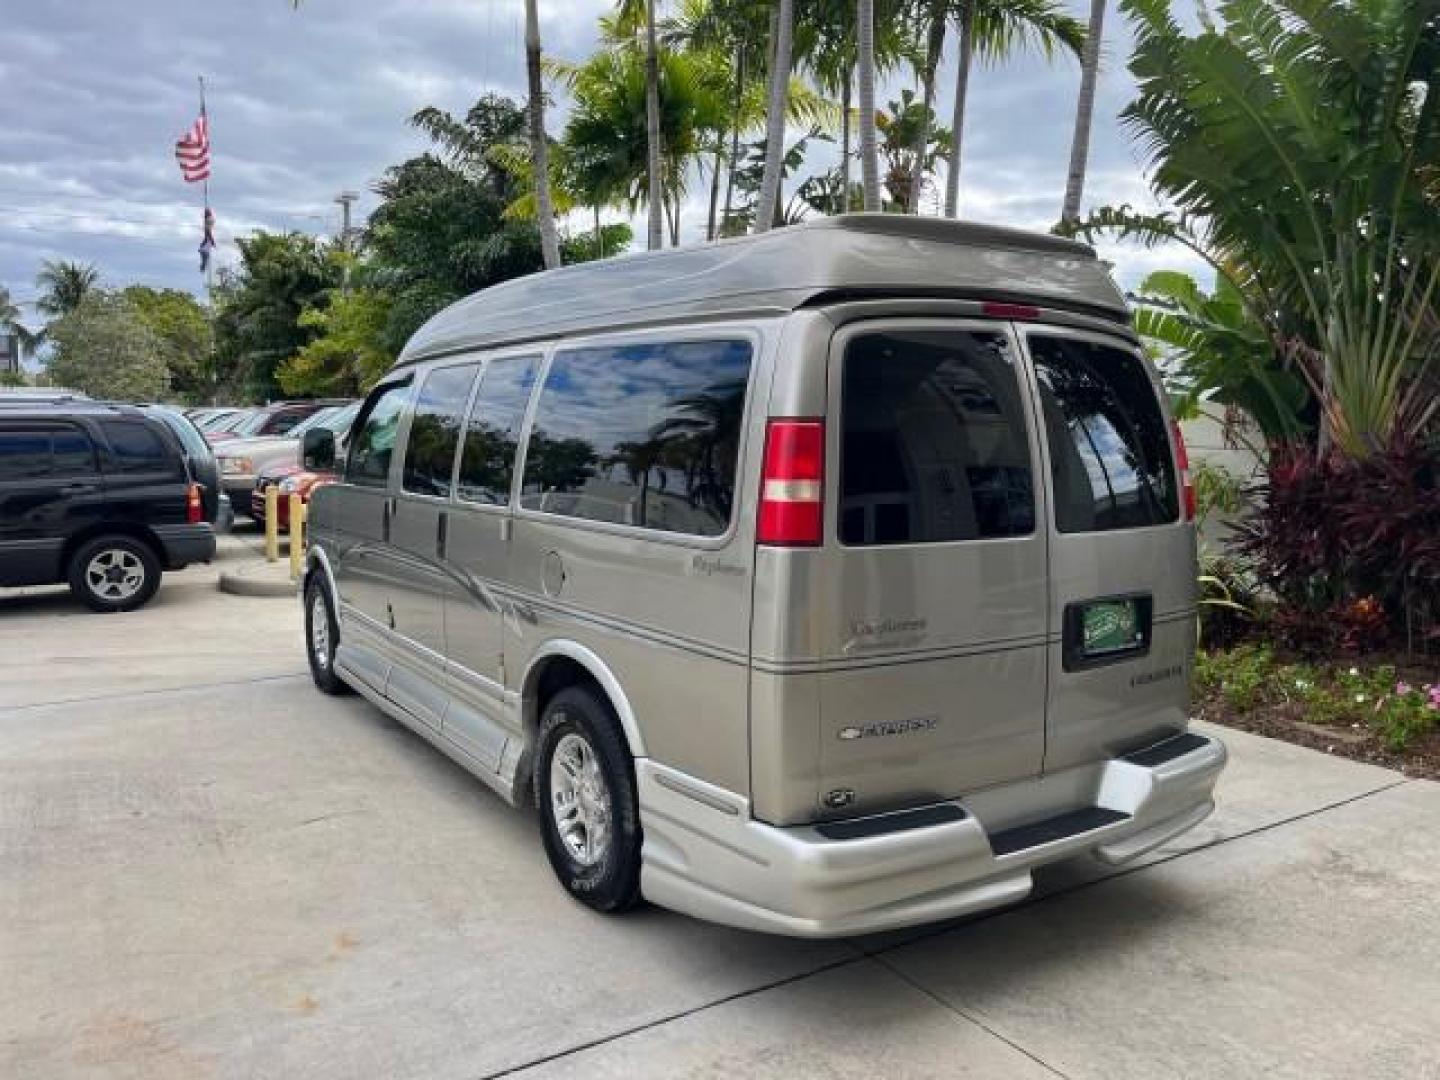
xmin=437 ymin=512 xmax=448 ymax=560
xmin=59 ymin=483 xmax=97 ymax=495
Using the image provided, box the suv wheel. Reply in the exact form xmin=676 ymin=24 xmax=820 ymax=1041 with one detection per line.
xmin=304 ymin=575 xmax=351 ymax=696
xmin=534 ymin=687 xmax=643 ymax=914
xmin=68 ymin=535 xmax=161 ymax=613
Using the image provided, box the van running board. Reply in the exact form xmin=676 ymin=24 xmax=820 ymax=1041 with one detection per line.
xmin=989 ymin=807 xmax=1130 ymax=857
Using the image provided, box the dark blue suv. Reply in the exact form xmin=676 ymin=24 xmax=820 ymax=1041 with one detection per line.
xmin=0 ymin=400 xmax=216 ymax=611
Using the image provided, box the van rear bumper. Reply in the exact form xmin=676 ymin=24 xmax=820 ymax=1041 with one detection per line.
xmin=638 ymin=730 xmax=1226 ymax=938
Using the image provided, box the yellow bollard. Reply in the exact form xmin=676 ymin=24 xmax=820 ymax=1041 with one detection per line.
xmin=264 ymin=486 xmax=280 ymax=563
xmin=288 ymin=493 xmax=305 ymax=581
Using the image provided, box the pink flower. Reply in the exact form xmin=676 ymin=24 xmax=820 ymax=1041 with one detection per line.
xmin=1396 ymin=681 xmax=1413 ymax=696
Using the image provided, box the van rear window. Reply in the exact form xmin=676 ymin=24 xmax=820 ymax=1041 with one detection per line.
xmin=840 ymin=330 xmax=1035 ymax=546
xmin=520 ymin=340 xmax=751 ymax=537
xmin=1029 ymin=335 xmax=1177 ymax=533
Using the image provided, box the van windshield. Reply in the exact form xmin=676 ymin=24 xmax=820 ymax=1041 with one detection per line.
xmin=1028 ymin=335 xmax=1177 ymax=532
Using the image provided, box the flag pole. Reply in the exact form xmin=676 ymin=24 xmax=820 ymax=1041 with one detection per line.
xmin=199 ymin=76 xmax=213 ymax=292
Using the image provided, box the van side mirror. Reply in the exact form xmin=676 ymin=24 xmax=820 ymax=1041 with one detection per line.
xmin=302 ymin=428 xmax=336 ymax=472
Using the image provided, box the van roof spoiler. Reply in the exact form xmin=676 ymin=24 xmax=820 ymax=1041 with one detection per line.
xmin=395 ymin=214 xmax=1129 ymax=367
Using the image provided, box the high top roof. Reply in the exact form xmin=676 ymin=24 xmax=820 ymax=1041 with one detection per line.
xmin=397 ymin=214 xmax=1128 ymax=367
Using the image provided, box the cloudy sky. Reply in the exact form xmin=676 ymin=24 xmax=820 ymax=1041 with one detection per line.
xmin=0 ymin=0 xmax=1204 ymax=330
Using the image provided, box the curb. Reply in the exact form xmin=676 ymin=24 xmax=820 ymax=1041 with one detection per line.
xmin=218 ymin=559 xmax=300 ymax=599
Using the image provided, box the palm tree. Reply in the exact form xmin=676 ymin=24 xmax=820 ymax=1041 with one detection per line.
xmin=557 ymin=45 xmax=729 ymax=243
xmin=644 ymin=0 xmax=665 ymax=249
xmin=906 ymin=2 xmax=950 ymax=213
xmin=524 ymin=0 xmax=562 ymax=270
xmin=943 ymin=0 xmax=1085 ymax=218
xmin=1059 ymin=0 xmax=1105 ymax=224
xmin=1064 ymin=0 xmax=1440 ymax=457
xmin=0 ymin=287 xmax=22 ymax=333
xmin=802 ymin=0 xmax=915 ymax=215
xmin=857 ymin=0 xmax=881 ymax=210
xmin=608 ymin=0 xmax=669 ymax=249
xmin=35 ymin=260 xmax=98 ymax=319
xmin=0 ymin=286 xmax=37 ymax=365
xmin=670 ymin=0 xmax=773 ymax=239
xmin=752 ymin=0 xmax=796 ymax=233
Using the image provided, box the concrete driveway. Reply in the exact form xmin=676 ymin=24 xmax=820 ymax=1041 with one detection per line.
xmin=3 ymin=535 xmax=1438 ymax=1079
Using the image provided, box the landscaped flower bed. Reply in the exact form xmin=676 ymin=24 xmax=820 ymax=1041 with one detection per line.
xmin=1193 ymin=645 xmax=1440 ymax=778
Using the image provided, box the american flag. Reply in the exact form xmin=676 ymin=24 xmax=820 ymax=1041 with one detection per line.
xmin=174 ymin=113 xmax=210 ymax=183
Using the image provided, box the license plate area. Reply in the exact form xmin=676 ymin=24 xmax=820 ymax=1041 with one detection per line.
xmin=1062 ymin=594 xmax=1152 ymax=671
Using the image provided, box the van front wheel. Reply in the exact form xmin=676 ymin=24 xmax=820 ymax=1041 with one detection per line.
xmin=534 ymin=687 xmax=642 ymax=914
xmin=304 ymin=575 xmax=351 ymax=696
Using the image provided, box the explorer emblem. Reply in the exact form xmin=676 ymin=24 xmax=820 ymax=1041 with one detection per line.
xmin=837 ymin=715 xmax=939 ymax=741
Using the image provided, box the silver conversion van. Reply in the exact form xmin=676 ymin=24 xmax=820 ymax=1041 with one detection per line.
xmin=300 ymin=215 xmax=1226 ymax=937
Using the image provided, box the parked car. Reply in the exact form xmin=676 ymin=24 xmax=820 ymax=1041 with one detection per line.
xmin=220 ymin=401 xmax=357 ymax=518
xmin=0 ymin=400 xmax=215 ymax=611
xmin=200 ymin=409 xmax=256 ymax=442
xmin=252 ymin=465 xmax=335 ymax=527
xmin=300 ymin=215 xmax=1226 ymax=937
xmin=184 ymin=407 xmax=230 ymax=428
xmin=131 ymin=404 xmax=225 ymax=528
xmin=205 ymin=402 xmax=340 ymax=446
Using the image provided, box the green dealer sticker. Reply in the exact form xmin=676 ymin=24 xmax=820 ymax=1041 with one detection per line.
xmin=1082 ymin=599 xmax=1142 ymax=656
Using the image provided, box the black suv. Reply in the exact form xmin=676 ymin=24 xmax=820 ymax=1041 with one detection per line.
xmin=0 ymin=400 xmax=216 ymax=611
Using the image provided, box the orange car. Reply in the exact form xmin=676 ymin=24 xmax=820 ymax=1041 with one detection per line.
xmin=250 ymin=464 xmax=336 ymax=527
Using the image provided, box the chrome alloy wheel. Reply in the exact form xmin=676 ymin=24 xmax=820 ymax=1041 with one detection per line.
xmin=310 ymin=592 xmax=331 ymax=670
xmin=85 ymin=548 xmax=145 ymax=602
xmin=549 ymin=732 xmax=612 ymax=868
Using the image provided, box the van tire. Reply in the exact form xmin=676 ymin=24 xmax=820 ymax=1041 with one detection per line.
xmin=304 ymin=575 xmax=352 ymax=696
xmin=534 ymin=687 xmax=642 ymax=914
xmin=67 ymin=535 xmax=161 ymax=612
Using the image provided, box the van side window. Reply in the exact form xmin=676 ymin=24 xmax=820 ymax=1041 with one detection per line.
xmin=99 ymin=420 xmax=178 ymax=476
xmin=1029 ymin=335 xmax=1178 ymax=532
xmin=520 ymin=340 xmax=751 ymax=537
xmin=840 ymin=330 xmax=1034 ymax=545
xmin=347 ymin=380 xmax=413 ymax=488
xmin=457 ymin=355 xmax=539 ymax=506
xmin=402 ymin=363 xmax=480 ymax=498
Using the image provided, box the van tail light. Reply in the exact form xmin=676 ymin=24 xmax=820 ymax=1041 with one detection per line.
xmin=186 ymin=482 xmax=204 ymax=524
xmin=1171 ymin=419 xmax=1195 ymax=521
xmin=757 ymin=419 xmax=824 ymax=546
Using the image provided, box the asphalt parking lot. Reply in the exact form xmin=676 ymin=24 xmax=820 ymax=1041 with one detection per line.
xmin=3 ymin=531 xmax=1438 ymax=1079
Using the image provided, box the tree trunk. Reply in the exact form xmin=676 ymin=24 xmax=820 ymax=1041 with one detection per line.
xmin=753 ymin=0 xmax=794 ymax=234
xmin=857 ymin=0 xmax=881 ymax=211
xmin=942 ymin=6 xmax=974 ymax=219
xmin=1061 ymin=0 xmax=1106 ymax=224
xmin=839 ymin=62 xmax=853 ymax=213
xmin=720 ymin=50 xmax=746 ymax=237
xmin=707 ymin=143 xmax=724 ymax=240
xmin=594 ymin=205 xmax=604 ymax=258
xmin=645 ymin=0 xmax=664 ymax=250
xmin=524 ymin=0 xmax=561 ymax=269
xmin=908 ymin=3 xmax=947 ymax=215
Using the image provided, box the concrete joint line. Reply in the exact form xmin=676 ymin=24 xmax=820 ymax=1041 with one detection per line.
xmin=0 ymin=671 xmax=309 ymax=714
xmin=867 ymin=949 xmax=1072 ymax=1079
xmin=852 ymin=776 xmax=1413 ymax=963
xmin=474 ymin=777 xmax=1411 ymax=1079
xmin=473 ymin=949 xmax=870 ymax=1080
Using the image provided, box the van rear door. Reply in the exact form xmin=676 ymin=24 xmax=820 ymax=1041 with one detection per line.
xmin=808 ymin=321 xmax=1051 ymax=818
xmin=1022 ymin=328 xmax=1194 ymax=773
